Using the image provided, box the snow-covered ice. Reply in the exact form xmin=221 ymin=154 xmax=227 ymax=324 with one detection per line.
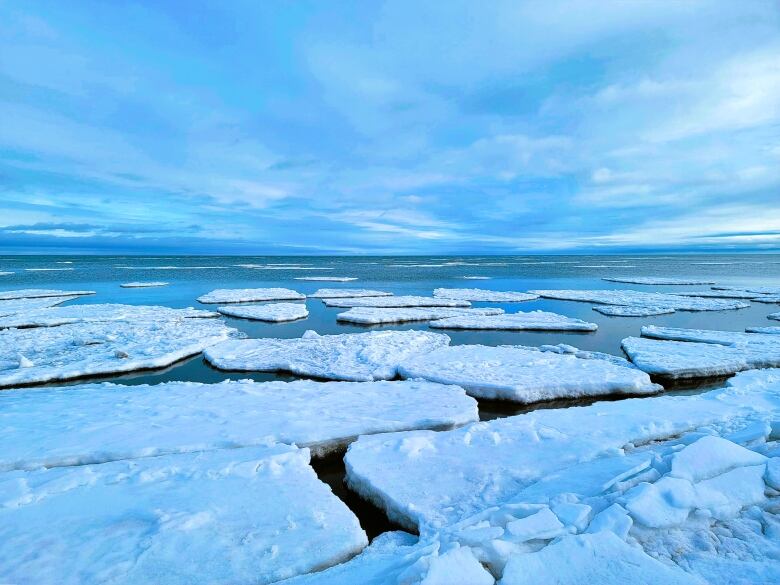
xmin=0 ymin=379 xmax=478 ymax=470
xmin=0 ymin=295 xmax=80 ymax=317
xmin=712 ymin=285 xmax=780 ymax=295
xmin=0 ymin=288 xmax=95 ymax=300
xmin=295 ymin=277 xmax=358 ymax=282
xmin=602 ymin=277 xmax=716 ymax=285
xmin=120 ymin=281 xmax=169 ymax=288
xmin=397 ymin=344 xmax=659 ymax=402
xmin=204 ymin=329 xmax=450 ymax=381
xmin=336 ymin=307 xmax=504 ymax=325
xmin=462 ymin=276 xmax=491 ymax=280
xmin=0 ymin=317 xmax=236 ymax=387
xmin=746 ymin=326 xmax=780 ymax=334
xmin=593 ymin=305 xmax=676 ymax=316
xmin=770 ymin=312 xmax=780 ymax=321
xmin=0 ymin=445 xmax=367 ymax=585
xmin=217 ymin=303 xmax=309 ymax=322
xmin=197 ymin=287 xmax=305 ymax=303
xmin=308 ymin=288 xmax=393 ymax=299
xmin=323 ymin=295 xmax=471 ymax=308
xmin=530 ymin=289 xmax=749 ymax=313
xmin=429 ymin=310 xmax=598 ymax=331
xmin=0 ymin=271 xmax=12 ymax=276
xmin=672 ymin=290 xmax=762 ymax=299
xmin=639 ymin=325 xmax=780 ymax=347
xmin=432 ymin=288 xmax=539 ymax=302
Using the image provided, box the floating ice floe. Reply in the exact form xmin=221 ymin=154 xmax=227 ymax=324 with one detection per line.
xmin=433 ymin=288 xmax=539 ymax=302
xmin=205 ymin=329 xmax=450 ymax=381
xmin=336 ymin=307 xmax=504 ymax=325
xmin=712 ymin=285 xmax=780 ymax=294
xmin=753 ymin=295 xmax=780 ymax=303
xmin=323 ymin=295 xmax=471 ymax=308
xmin=344 ymin=368 xmax=780 ymax=531
xmin=622 ymin=325 xmax=780 ymax=379
xmin=396 ymin=344 xmax=659 ymax=402
xmin=24 ymin=267 xmax=74 ymax=271
xmin=602 ymin=277 xmax=716 ymax=285
xmin=0 ymin=288 xmax=95 ymax=300
xmin=294 ymin=277 xmax=358 ymax=282
xmin=0 ymin=317 xmax=236 ymax=387
xmin=576 ymin=265 xmax=637 ymax=268
xmin=308 ymin=288 xmax=393 ymax=299
xmin=217 ymin=303 xmax=309 ymax=322
xmin=429 ymin=310 xmax=598 ymax=331
xmin=746 ymin=326 xmax=780 ymax=334
xmin=0 ymin=379 xmax=478 ymax=470
xmin=462 ymin=276 xmax=491 ymax=280
xmin=592 ymin=305 xmax=676 ymax=317
xmin=236 ymin=264 xmax=333 ymax=271
xmin=0 ymin=271 xmax=12 ymax=276
xmin=0 ymin=304 xmax=219 ymax=329
xmin=197 ymin=287 xmax=305 ymax=303
xmin=672 ymin=290 xmax=762 ymax=299
xmin=530 ymin=289 xmax=749 ymax=314
xmin=771 ymin=312 xmax=780 ymax=321
xmin=120 ymin=281 xmax=169 ymax=288
xmin=0 ymin=445 xmax=367 ymax=585
xmin=0 ymin=295 xmax=80 ymax=317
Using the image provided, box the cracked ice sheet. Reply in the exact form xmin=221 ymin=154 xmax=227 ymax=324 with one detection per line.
xmin=120 ymin=281 xmax=169 ymax=288
xmin=0 ymin=295 xmax=80 ymax=317
xmin=429 ymin=310 xmax=597 ymax=331
xmin=197 ymin=288 xmax=305 ymax=303
xmin=217 ymin=303 xmax=309 ymax=322
xmin=0 ymin=379 xmax=478 ymax=471
xmin=336 ymin=307 xmax=504 ymax=325
xmin=433 ymin=288 xmax=539 ymax=302
xmin=308 ymin=288 xmax=392 ymax=299
xmin=0 ymin=445 xmax=367 ymax=585
xmin=0 ymin=318 xmax=236 ymax=388
xmin=0 ymin=303 xmax=219 ymax=329
xmin=529 ymin=289 xmax=749 ymax=312
xmin=323 ymin=295 xmax=471 ymax=308
xmin=397 ymin=344 xmax=660 ymax=402
xmin=204 ymin=329 xmax=450 ymax=381
xmin=0 ymin=288 xmax=95 ymax=300
xmin=344 ymin=373 xmax=780 ymax=531
xmin=602 ymin=277 xmax=716 ymax=285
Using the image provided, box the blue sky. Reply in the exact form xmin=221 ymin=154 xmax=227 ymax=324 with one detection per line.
xmin=1 ymin=1 xmax=779 ymax=255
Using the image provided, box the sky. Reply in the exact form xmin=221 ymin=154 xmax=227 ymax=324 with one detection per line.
xmin=1 ymin=0 xmax=779 ymax=255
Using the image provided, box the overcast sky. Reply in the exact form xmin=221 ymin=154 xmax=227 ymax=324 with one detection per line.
xmin=1 ymin=1 xmax=779 ymax=254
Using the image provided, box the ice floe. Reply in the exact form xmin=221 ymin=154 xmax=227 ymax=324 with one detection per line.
xmin=0 ymin=295 xmax=80 ymax=317
xmin=396 ymin=344 xmax=659 ymax=402
xmin=24 ymin=267 xmax=74 ymax=271
xmin=713 ymin=286 xmax=780 ymax=294
xmin=323 ymin=295 xmax=471 ymax=308
xmin=602 ymin=277 xmax=716 ymax=285
xmin=204 ymin=329 xmax=450 ymax=381
xmin=593 ymin=305 xmax=676 ymax=317
xmin=672 ymin=290 xmax=762 ymax=299
xmin=0 ymin=317 xmax=235 ymax=387
xmin=294 ymin=277 xmax=358 ymax=282
xmin=217 ymin=303 xmax=309 ymax=322
xmin=336 ymin=307 xmax=504 ymax=325
xmin=236 ymin=264 xmax=333 ymax=270
xmin=429 ymin=310 xmax=598 ymax=331
xmin=746 ymin=326 xmax=780 ymax=334
xmin=530 ymin=289 xmax=749 ymax=313
xmin=0 ymin=271 xmax=12 ymax=276
xmin=308 ymin=288 xmax=393 ymax=299
xmin=120 ymin=281 xmax=169 ymax=288
xmin=462 ymin=276 xmax=491 ymax=279
xmin=771 ymin=312 xmax=780 ymax=321
xmin=0 ymin=445 xmax=367 ymax=584
xmin=433 ymin=288 xmax=539 ymax=302
xmin=0 ymin=288 xmax=95 ymax=300
xmin=0 ymin=379 xmax=478 ymax=470
xmin=197 ymin=287 xmax=305 ymax=303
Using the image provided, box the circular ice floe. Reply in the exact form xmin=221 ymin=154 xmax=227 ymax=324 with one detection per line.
xmin=217 ymin=303 xmax=309 ymax=322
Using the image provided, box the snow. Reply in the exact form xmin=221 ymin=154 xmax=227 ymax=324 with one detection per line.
xmin=0 ymin=288 xmax=95 ymax=300
xmin=308 ymin=288 xmax=393 ymax=299
xmin=336 ymin=307 xmax=504 ymax=325
xmin=0 ymin=445 xmax=367 ymax=585
xmin=396 ymin=344 xmax=660 ymax=402
xmin=432 ymin=288 xmax=539 ymax=302
xmin=602 ymin=277 xmax=716 ymax=285
xmin=429 ymin=310 xmax=598 ymax=331
xmin=0 ymin=379 xmax=478 ymax=470
xmin=295 ymin=277 xmax=358 ymax=282
xmin=0 ymin=317 xmax=236 ymax=387
xmin=324 ymin=295 xmax=471 ymax=308
xmin=120 ymin=281 xmax=169 ymax=288
xmin=530 ymin=289 xmax=750 ymax=313
xmin=0 ymin=295 xmax=80 ymax=317
xmin=217 ymin=303 xmax=309 ymax=322
xmin=593 ymin=305 xmax=676 ymax=316
xmin=197 ymin=287 xmax=305 ymax=303
xmin=204 ymin=329 xmax=450 ymax=381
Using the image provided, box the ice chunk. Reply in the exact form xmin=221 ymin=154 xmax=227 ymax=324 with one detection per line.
xmin=0 ymin=317 xmax=236 ymax=388
xmin=669 ymin=436 xmax=767 ymax=482
xmin=0 ymin=295 xmax=80 ymax=317
xmin=553 ymin=502 xmax=592 ymax=531
xmin=766 ymin=457 xmax=780 ymax=489
xmin=413 ymin=546 xmax=494 ymax=585
xmin=429 ymin=310 xmax=597 ymax=331
xmin=337 ymin=307 xmax=504 ymax=325
xmin=506 ymin=507 xmax=566 ymax=542
xmin=640 ymin=325 xmax=780 ymax=347
xmin=433 ymin=288 xmax=539 ymax=302
xmin=0 ymin=379 xmax=478 ymax=470
xmin=0 ymin=445 xmax=367 ymax=585
xmin=397 ymin=344 xmax=659 ymax=403
xmin=205 ymin=329 xmax=450 ymax=381
xmin=218 ymin=303 xmax=309 ymax=322
xmin=120 ymin=281 xmax=169 ymax=288
xmin=623 ymin=476 xmax=697 ymax=527
xmin=693 ymin=464 xmax=767 ymax=519
xmin=197 ymin=288 xmax=305 ymax=303
xmin=294 ymin=277 xmax=358 ymax=281
xmin=585 ymin=504 xmax=632 ymax=540
xmin=308 ymin=288 xmax=393 ymax=299
xmin=770 ymin=312 xmax=780 ymax=321
xmin=712 ymin=285 xmax=780 ymax=295
xmin=324 ymin=295 xmax=471 ymax=308
xmin=530 ymin=289 xmax=749 ymax=313
xmin=745 ymin=326 xmax=780 ymax=334
xmin=593 ymin=305 xmax=676 ymax=316
xmin=0 ymin=288 xmax=95 ymax=300
xmin=602 ymin=277 xmax=716 ymax=285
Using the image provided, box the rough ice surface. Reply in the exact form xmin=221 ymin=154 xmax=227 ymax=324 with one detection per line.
xmin=0 ymin=295 xmax=80 ymax=317
xmin=217 ymin=303 xmax=309 ymax=322
xmin=324 ymin=295 xmax=471 ymax=308
xmin=602 ymin=277 xmax=716 ymax=285
xmin=308 ymin=288 xmax=393 ymax=299
xmin=294 ymin=277 xmax=358 ymax=282
xmin=0 ymin=445 xmax=367 ymax=585
xmin=0 ymin=379 xmax=478 ymax=470
xmin=0 ymin=317 xmax=236 ymax=387
xmin=0 ymin=303 xmax=219 ymax=329
xmin=593 ymin=305 xmax=676 ymax=316
xmin=336 ymin=306 xmax=504 ymax=325
xmin=429 ymin=310 xmax=598 ymax=331
xmin=120 ymin=281 xmax=169 ymax=288
xmin=0 ymin=288 xmax=95 ymax=300
xmin=530 ymin=289 xmax=749 ymax=313
xmin=204 ymin=329 xmax=450 ymax=381
xmin=397 ymin=344 xmax=660 ymax=402
xmin=197 ymin=287 xmax=305 ymax=303
xmin=432 ymin=288 xmax=539 ymax=302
